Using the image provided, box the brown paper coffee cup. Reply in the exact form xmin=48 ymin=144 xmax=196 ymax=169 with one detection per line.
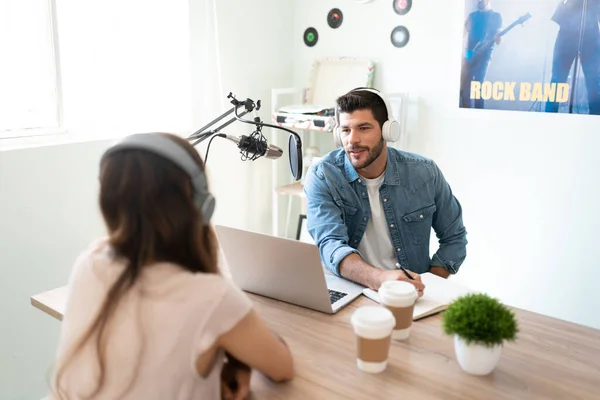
xmin=350 ymin=306 xmax=395 ymax=373
xmin=379 ymin=281 xmax=418 ymax=340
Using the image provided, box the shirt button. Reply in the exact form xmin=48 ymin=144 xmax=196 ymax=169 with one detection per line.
xmin=363 ymin=217 xmax=367 ymax=221
xmin=390 ymin=224 xmax=395 ymax=228
xmin=397 ymin=248 xmax=401 ymax=252
xmin=419 ymin=214 xmax=424 ymax=219
xmin=362 ymin=192 xmax=366 ymax=196
xmin=354 ymin=239 xmax=358 ymax=243
xmin=383 ymin=198 xmax=388 ymax=202
xmin=358 ymin=179 xmax=362 ymax=183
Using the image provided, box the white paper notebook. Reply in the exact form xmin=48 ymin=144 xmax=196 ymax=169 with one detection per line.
xmin=362 ymin=273 xmax=476 ymax=320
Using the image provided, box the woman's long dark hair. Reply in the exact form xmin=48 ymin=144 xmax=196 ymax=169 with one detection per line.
xmin=52 ymin=133 xmax=219 ymax=398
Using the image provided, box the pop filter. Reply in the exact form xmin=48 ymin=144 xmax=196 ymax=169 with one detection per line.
xmin=289 ymin=134 xmax=303 ymax=181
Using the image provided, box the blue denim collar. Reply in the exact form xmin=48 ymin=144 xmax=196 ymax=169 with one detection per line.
xmin=340 ymin=146 xmax=402 ymax=186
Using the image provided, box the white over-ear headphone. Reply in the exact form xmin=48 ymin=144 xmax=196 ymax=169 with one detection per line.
xmin=333 ymin=88 xmax=401 ymax=148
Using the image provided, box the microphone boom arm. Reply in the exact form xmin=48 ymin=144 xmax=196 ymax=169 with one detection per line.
xmin=188 ymin=93 xmax=256 ymax=147
xmin=187 ymin=92 xmax=303 ymax=180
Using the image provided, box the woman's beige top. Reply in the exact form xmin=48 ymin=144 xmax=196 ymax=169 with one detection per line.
xmin=50 ymin=239 xmax=252 ymax=399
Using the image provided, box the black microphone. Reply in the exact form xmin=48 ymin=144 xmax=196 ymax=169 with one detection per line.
xmin=223 ymin=134 xmax=283 ymax=160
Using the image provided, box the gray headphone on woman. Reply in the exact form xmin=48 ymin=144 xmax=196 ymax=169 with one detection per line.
xmin=333 ymin=88 xmax=401 ymax=148
xmin=100 ymin=133 xmax=215 ymax=225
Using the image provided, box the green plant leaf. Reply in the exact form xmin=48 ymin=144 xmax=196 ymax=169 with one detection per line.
xmin=442 ymin=293 xmax=518 ymax=347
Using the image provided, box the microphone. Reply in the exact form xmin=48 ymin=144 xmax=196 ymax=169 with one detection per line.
xmin=223 ymin=134 xmax=283 ymax=160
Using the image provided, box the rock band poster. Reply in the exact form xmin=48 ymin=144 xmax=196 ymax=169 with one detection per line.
xmin=459 ymin=0 xmax=600 ymax=115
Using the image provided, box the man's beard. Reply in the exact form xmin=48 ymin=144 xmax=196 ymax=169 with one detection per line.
xmin=346 ymin=138 xmax=385 ymax=170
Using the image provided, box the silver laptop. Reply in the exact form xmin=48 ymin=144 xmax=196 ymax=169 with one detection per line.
xmin=214 ymin=225 xmax=364 ymax=314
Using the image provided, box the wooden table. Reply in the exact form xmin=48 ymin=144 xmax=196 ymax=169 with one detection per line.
xmin=31 ymin=283 xmax=600 ymax=399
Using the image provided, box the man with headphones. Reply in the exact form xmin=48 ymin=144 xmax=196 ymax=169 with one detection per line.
xmin=303 ymin=88 xmax=467 ymax=294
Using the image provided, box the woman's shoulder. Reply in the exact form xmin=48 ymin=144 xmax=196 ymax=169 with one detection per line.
xmin=68 ymin=237 xmax=116 ymax=281
xmin=73 ymin=237 xmax=114 ymax=267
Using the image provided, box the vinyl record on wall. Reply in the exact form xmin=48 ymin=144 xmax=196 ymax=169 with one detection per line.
xmin=393 ymin=0 xmax=412 ymax=15
xmin=303 ymin=27 xmax=319 ymax=47
xmin=327 ymin=8 xmax=343 ymax=29
xmin=390 ymin=25 xmax=410 ymax=48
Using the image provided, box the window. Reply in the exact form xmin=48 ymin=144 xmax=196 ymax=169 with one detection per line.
xmin=1 ymin=0 xmax=193 ymax=143
xmin=0 ymin=0 xmax=63 ymax=139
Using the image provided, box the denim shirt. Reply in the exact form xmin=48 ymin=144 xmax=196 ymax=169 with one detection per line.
xmin=303 ymin=147 xmax=467 ymax=276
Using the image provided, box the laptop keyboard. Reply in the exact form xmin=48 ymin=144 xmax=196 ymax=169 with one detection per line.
xmin=329 ymin=289 xmax=347 ymax=304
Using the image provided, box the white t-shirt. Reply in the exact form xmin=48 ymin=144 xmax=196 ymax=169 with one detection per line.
xmin=356 ymin=173 xmax=397 ymax=270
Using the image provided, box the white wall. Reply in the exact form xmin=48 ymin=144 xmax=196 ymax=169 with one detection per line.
xmin=291 ymin=0 xmax=600 ymax=329
xmin=0 ymin=140 xmax=110 ymax=399
xmin=0 ymin=1 xmax=294 ymax=398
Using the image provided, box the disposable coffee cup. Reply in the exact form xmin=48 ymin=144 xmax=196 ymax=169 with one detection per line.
xmin=378 ymin=281 xmax=418 ymax=340
xmin=350 ymin=306 xmax=396 ymax=373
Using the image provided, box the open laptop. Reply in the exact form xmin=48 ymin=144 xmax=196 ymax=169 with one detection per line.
xmin=214 ymin=225 xmax=364 ymax=314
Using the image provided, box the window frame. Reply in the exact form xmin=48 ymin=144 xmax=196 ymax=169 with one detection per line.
xmin=0 ymin=0 xmax=65 ymax=140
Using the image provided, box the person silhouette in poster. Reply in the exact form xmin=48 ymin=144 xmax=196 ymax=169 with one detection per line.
xmin=460 ymin=0 xmax=503 ymax=109
xmin=545 ymin=0 xmax=600 ymax=115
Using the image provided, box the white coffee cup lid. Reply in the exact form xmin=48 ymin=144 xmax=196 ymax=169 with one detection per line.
xmin=351 ymin=306 xmax=395 ymax=330
xmin=380 ymin=280 xmax=417 ymax=300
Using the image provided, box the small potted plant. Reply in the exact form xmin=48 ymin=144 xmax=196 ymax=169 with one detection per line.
xmin=442 ymin=293 xmax=518 ymax=375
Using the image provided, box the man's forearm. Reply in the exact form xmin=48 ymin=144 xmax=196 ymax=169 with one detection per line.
xmin=339 ymin=253 xmax=382 ymax=290
xmin=429 ymin=266 xmax=450 ymax=279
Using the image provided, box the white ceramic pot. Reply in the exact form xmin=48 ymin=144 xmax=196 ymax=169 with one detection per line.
xmin=454 ymin=334 xmax=502 ymax=375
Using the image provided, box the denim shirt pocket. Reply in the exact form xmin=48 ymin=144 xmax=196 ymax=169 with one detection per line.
xmin=334 ymin=199 xmax=358 ymax=221
xmin=402 ymin=203 xmax=436 ymax=245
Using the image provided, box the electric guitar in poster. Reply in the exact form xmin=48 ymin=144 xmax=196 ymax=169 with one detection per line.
xmin=465 ymin=12 xmax=532 ymax=65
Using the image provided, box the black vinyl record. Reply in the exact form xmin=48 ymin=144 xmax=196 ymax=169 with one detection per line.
xmin=390 ymin=26 xmax=410 ymax=48
xmin=393 ymin=0 xmax=412 ymax=15
xmin=303 ymin=27 xmax=319 ymax=47
xmin=327 ymin=8 xmax=343 ymax=29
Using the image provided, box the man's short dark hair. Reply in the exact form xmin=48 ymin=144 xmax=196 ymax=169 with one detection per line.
xmin=335 ymin=89 xmax=388 ymax=130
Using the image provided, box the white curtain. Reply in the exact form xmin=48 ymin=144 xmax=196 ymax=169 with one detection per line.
xmin=189 ymin=0 xmax=256 ymax=231
xmin=189 ymin=0 xmax=225 ymax=130
xmin=188 ymin=0 xmax=295 ymax=235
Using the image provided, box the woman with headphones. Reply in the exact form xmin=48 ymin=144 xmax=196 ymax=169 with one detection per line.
xmin=50 ymin=133 xmax=294 ymax=400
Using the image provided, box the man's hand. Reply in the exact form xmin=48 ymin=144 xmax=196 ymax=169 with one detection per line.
xmin=221 ymin=355 xmax=252 ymax=400
xmin=339 ymin=254 xmax=425 ymax=295
xmin=376 ymin=269 xmax=425 ymax=297
xmin=494 ymin=34 xmax=502 ymax=45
